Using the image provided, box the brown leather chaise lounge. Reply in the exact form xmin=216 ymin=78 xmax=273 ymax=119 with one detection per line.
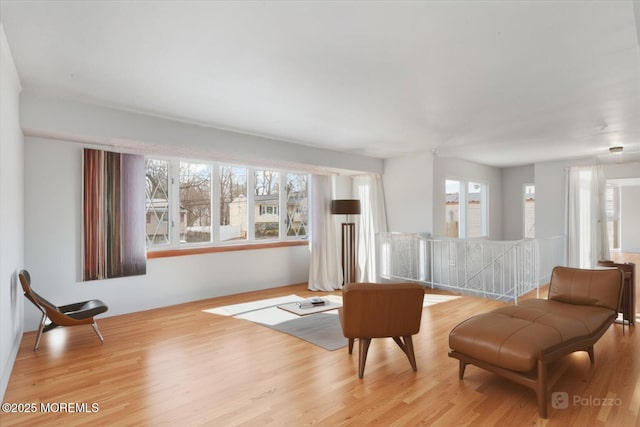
xmin=448 ymin=266 xmax=623 ymax=418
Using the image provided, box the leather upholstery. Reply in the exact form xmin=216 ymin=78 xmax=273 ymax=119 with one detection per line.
xmin=339 ymin=282 xmax=424 ymax=338
xmin=448 ymin=266 xmax=623 ymax=418
xmin=449 ymin=301 xmax=614 ymax=372
xmin=19 ymin=269 xmax=109 ymax=350
xmin=548 ymin=266 xmax=622 ymax=311
xmin=339 ymin=282 xmax=424 ymax=377
xmin=449 ymin=266 xmax=622 ymax=372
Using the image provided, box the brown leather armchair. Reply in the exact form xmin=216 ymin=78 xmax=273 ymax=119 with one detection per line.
xmin=338 ymin=282 xmax=424 ymax=378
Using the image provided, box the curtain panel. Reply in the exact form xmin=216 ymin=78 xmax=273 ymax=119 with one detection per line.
xmin=354 ymin=174 xmax=388 ymax=283
xmin=566 ymin=165 xmax=610 ymax=268
xmin=83 ymin=148 xmax=146 ymax=281
xmin=307 ymin=174 xmax=342 ymax=291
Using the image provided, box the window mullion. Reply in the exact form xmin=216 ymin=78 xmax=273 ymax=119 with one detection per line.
xmin=170 ymin=160 xmax=181 ymax=248
xmin=211 ymin=164 xmax=220 ymax=243
xmin=247 ymin=167 xmax=256 ymax=241
xmin=279 ymin=172 xmax=286 ymax=240
xmin=459 ymin=181 xmax=467 ymax=238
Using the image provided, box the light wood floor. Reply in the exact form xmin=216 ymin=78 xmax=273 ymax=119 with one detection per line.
xmin=1 ymin=281 xmax=638 ymax=426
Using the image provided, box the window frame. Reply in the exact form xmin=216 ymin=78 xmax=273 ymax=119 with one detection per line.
xmin=445 ymin=177 xmax=488 ymax=238
xmin=523 ymin=183 xmax=535 ymax=239
xmin=145 ymin=156 xmax=310 ymax=252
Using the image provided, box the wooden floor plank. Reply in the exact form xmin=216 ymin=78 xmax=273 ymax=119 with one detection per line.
xmin=1 ymin=281 xmax=638 ymax=426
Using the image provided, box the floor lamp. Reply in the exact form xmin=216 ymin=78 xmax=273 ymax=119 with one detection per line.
xmin=331 ymin=199 xmax=361 ymax=286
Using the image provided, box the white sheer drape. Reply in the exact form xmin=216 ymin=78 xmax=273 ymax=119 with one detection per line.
xmin=353 ymin=174 xmax=388 ymax=282
xmin=307 ymin=174 xmax=342 ymax=291
xmin=566 ymin=165 xmax=610 ymax=268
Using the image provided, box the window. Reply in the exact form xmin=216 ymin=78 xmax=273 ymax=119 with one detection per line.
xmin=466 ymin=182 xmax=484 ymax=238
xmin=254 ymin=169 xmax=280 ymax=240
xmin=145 ymin=159 xmax=170 ymax=245
xmin=524 ymin=184 xmax=535 ymax=238
xmin=445 ymin=180 xmax=461 ymax=237
xmin=145 ymin=158 xmax=308 ymax=249
xmin=444 ymin=179 xmax=487 ymax=238
xmin=606 ymin=184 xmax=619 ymax=250
xmin=285 ymin=173 xmax=308 ymax=237
xmin=180 ymin=161 xmax=212 ymax=244
xmin=220 ymin=166 xmax=247 ymax=242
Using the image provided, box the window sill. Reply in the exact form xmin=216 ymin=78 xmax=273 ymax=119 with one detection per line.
xmin=147 ymin=240 xmax=309 ymax=259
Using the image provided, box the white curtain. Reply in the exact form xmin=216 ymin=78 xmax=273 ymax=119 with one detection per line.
xmin=353 ymin=174 xmax=388 ymax=282
xmin=566 ymin=165 xmax=610 ymax=268
xmin=307 ymin=174 xmax=342 ymax=291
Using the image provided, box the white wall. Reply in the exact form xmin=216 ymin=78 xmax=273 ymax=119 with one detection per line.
xmin=383 ymin=152 xmax=434 ymax=233
xmin=0 ymin=25 xmax=24 ymax=401
xmin=433 ymin=157 xmax=503 ymax=240
xmin=535 ymin=159 xmax=640 ymax=239
xmin=533 ymin=158 xmax=591 ymax=239
xmin=23 ymin=137 xmax=311 ymax=330
xmin=620 ymin=185 xmax=640 ymax=253
xmin=501 ymin=165 xmax=534 ymax=240
xmin=21 ymin=94 xmax=384 ymax=176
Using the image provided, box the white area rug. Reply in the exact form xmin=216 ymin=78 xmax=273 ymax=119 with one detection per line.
xmin=203 ymin=294 xmax=345 ymax=350
xmin=423 ymin=294 xmax=460 ymax=306
xmin=202 ymin=292 xmax=460 ymax=351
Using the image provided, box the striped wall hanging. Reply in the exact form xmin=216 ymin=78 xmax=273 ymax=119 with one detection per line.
xmin=83 ymin=148 xmax=146 ymax=280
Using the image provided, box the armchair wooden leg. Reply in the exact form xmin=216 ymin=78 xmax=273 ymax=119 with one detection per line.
xmin=392 ymin=336 xmax=418 ymax=372
xmin=348 ymin=338 xmax=354 ymax=354
xmin=358 ymin=338 xmax=371 ymax=378
xmin=587 ymin=345 xmax=594 ymax=364
xmin=404 ymin=335 xmax=417 ymax=371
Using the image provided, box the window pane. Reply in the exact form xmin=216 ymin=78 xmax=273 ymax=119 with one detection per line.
xmin=220 ymin=165 xmax=247 ymax=242
xmin=524 ymin=184 xmax=535 ymax=238
xmin=285 ymin=173 xmax=308 ymax=237
xmin=606 ymin=184 xmax=619 ymax=249
xmin=254 ymin=170 xmax=280 ymax=240
xmin=180 ymin=161 xmax=212 ymax=243
xmin=445 ymin=180 xmax=460 ymax=237
xmin=467 ymin=182 xmax=482 ymax=238
xmin=145 ymin=159 xmax=170 ymax=245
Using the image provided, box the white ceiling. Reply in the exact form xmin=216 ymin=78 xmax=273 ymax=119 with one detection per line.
xmin=2 ymin=1 xmax=640 ymax=167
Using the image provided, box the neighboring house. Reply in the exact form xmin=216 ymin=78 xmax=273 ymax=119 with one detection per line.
xmin=145 ymin=199 xmax=187 ymax=244
xmin=228 ymin=193 xmax=308 ymax=239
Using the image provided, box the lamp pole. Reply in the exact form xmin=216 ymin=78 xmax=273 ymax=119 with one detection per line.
xmin=331 ymin=199 xmax=361 ymax=286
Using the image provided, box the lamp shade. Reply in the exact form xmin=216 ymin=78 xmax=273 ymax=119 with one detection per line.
xmin=331 ymin=199 xmax=361 ymax=215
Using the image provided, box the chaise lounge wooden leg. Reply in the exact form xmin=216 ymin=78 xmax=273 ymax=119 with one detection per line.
xmin=537 ymin=358 xmax=548 ymax=418
xmin=358 ymin=338 xmax=371 ymax=378
xmin=458 ymin=360 xmax=467 ymax=379
xmin=348 ymin=338 xmax=354 ymax=354
xmin=587 ymin=345 xmax=594 ymax=364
